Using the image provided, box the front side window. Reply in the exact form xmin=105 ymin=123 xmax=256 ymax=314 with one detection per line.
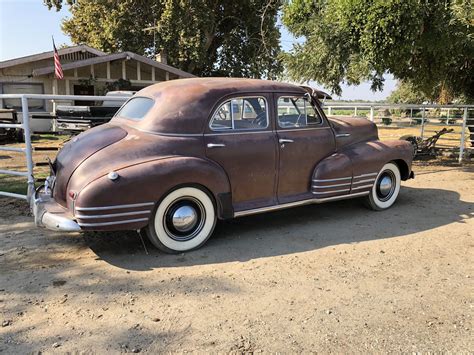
xmin=115 ymin=97 xmax=154 ymax=120
xmin=210 ymin=97 xmax=267 ymax=131
xmin=277 ymin=96 xmax=322 ymax=128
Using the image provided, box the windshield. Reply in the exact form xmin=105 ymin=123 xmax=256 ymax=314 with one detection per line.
xmin=114 ymin=97 xmax=154 ymax=120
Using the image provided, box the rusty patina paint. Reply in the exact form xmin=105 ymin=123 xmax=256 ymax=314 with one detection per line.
xmin=48 ymin=78 xmax=413 ymax=231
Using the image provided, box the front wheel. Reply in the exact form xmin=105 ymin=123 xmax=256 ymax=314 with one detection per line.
xmin=364 ymin=163 xmax=401 ymax=211
xmin=145 ymin=187 xmax=217 ymax=253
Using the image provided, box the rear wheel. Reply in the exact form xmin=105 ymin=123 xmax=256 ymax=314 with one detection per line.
xmin=146 ymin=187 xmax=216 ymax=253
xmin=364 ymin=163 xmax=401 ymax=211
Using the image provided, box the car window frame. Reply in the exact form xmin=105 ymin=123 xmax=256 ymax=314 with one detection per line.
xmin=276 ymin=93 xmax=324 ymax=130
xmin=208 ymin=95 xmax=269 ymax=132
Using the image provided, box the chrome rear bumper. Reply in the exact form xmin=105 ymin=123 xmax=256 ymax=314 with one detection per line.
xmin=31 ymin=187 xmax=81 ymax=232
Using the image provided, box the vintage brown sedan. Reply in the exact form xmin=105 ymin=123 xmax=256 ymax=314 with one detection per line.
xmin=33 ymin=78 xmax=414 ymax=253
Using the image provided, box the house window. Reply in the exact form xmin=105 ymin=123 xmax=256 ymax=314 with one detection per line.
xmin=210 ymin=97 xmax=268 ymax=131
xmin=1 ymin=83 xmax=45 ymax=111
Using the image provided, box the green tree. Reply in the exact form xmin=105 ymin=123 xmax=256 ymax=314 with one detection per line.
xmin=387 ymin=81 xmax=429 ymax=104
xmin=282 ymin=0 xmax=473 ymax=101
xmin=44 ymin=0 xmax=282 ymax=78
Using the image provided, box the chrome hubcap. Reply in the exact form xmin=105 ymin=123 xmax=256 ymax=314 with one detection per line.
xmin=172 ymin=206 xmax=198 ymax=232
xmin=164 ymin=197 xmax=206 ymax=242
xmin=376 ymin=171 xmax=396 ymax=202
xmin=378 ymin=176 xmax=393 ymax=197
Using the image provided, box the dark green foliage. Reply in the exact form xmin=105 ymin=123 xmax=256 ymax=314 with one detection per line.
xmin=44 ymin=0 xmax=283 ymax=78
xmin=282 ymin=0 xmax=473 ymax=101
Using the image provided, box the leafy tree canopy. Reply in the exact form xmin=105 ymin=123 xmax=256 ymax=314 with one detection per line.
xmin=44 ymin=0 xmax=282 ymax=78
xmin=282 ymin=0 xmax=473 ymax=101
xmin=387 ymin=81 xmax=429 ymax=104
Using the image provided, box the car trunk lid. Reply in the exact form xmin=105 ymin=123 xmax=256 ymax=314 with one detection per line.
xmin=53 ymin=124 xmax=128 ymax=206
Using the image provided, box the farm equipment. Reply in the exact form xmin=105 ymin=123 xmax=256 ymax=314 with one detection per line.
xmin=400 ymin=127 xmax=454 ymax=159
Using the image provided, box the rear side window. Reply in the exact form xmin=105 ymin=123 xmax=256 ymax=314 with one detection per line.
xmin=210 ymin=97 xmax=268 ymax=131
xmin=115 ymin=97 xmax=154 ymax=120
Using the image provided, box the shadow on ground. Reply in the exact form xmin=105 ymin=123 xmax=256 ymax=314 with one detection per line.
xmin=82 ymin=186 xmax=473 ymax=271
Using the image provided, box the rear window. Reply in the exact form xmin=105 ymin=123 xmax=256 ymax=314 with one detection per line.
xmin=115 ymin=97 xmax=154 ymax=120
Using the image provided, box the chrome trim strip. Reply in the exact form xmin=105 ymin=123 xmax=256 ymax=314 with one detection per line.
xmin=351 ymin=184 xmax=373 ymax=190
xmin=76 ymin=210 xmax=151 ymax=220
xmin=75 ymin=202 xmax=155 ymax=212
xmin=352 ymin=178 xmax=376 ymax=184
xmin=233 ymin=191 xmax=370 ymax=217
xmin=204 ymin=130 xmax=271 ymax=136
xmin=312 ymin=182 xmax=352 ymax=188
xmin=78 ymin=217 xmax=149 ymax=227
xmin=353 ymin=172 xmax=378 ymax=179
xmin=312 ymin=188 xmax=351 ymax=195
xmin=316 ymin=191 xmax=369 ymax=201
xmin=313 ymin=176 xmax=352 ymax=182
xmin=277 ymin=127 xmax=331 ymax=132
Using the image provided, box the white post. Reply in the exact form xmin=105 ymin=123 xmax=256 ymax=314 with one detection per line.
xmin=446 ymin=108 xmax=450 ymax=125
xmin=122 ymin=61 xmax=127 ymax=79
xmin=106 ymin=62 xmax=111 ymax=80
xmin=165 ymin=72 xmax=169 ymax=81
xmin=21 ymin=96 xmax=35 ymax=201
xmin=354 ymin=107 xmax=357 ymax=116
xmin=151 ymin=67 xmax=155 ymax=81
xmin=369 ymin=107 xmax=374 ymax=122
xmin=459 ymin=107 xmax=467 ymax=163
xmin=90 ymin=64 xmax=95 ymax=77
xmin=137 ymin=62 xmax=141 ymax=81
xmin=328 ymin=107 xmax=332 ymax=116
xmin=420 ymin=107 xmax=426 ymax=139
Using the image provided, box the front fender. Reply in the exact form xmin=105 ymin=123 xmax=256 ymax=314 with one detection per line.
xmin=312 ymin=139 xmax=414 ymax=199
xmin=74 ymin=156 xmax=231 ymax=231
xmin=341 ymin=139 xmax=414 ymax=179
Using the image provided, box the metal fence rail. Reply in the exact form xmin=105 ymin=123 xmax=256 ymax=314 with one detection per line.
xmin=0 ymin=94 xmax=129 ymax=201
xmin=322 ymin=102 xmax=473 ymax=163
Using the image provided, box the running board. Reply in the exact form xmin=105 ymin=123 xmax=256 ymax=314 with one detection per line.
xmin=233 ymin=191 xmax=369 ymax=218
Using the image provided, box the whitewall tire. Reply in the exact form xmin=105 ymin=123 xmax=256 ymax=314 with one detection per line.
xmin=146 ymin=187 xmax=216 ymax=253
xmin=365 ymin=163 xmax=401 ymax=211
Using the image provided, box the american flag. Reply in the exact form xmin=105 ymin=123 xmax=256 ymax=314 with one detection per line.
xmin=52 ymin=38 xmax=64 ymax=79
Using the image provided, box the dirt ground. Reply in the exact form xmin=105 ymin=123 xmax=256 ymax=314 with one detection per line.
xmin=0 ymin=161 xmax=472 ymax=353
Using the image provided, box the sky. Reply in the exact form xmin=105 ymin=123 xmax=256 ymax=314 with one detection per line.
xmin=0 ymin=0 xmax=397 ymax=101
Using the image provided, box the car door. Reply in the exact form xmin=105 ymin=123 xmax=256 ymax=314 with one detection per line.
xmin=275 ymin=93 xmax=336 ymax=204
xmin=205 ymin=94 xmax=278 ymax=212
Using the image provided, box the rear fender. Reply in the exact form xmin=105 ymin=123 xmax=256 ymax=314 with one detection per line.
xmin=75 ymin=156 xmax=231 ymax=230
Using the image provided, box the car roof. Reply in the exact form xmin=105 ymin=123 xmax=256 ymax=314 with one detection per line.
xmin=120 ymin=78 xmax=308 ymax=134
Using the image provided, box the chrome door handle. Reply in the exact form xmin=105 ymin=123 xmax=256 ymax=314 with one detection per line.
xmin=207 ymin=143 xmax=226 ymax=148
xmin=279 ymin=139 xmax=294 ymax=144
xmin=335 ymin=133 xmax=351 ymax=138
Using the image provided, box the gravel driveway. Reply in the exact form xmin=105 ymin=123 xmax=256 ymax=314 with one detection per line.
xmin=0 ymin=162 xmax=473 ymax=353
